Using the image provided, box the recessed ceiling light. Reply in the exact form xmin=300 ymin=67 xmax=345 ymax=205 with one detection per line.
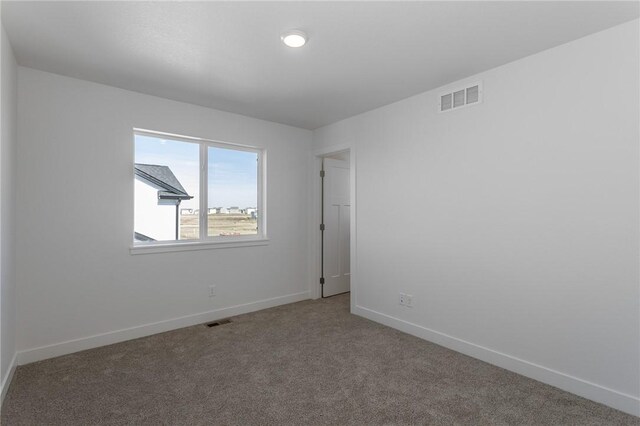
xmin=281 ymin=30 xmax=307 ymax=48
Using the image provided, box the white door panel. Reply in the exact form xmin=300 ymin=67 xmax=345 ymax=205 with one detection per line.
xmin=341 ymin=205 xmax=350 ymax=276
xmin=323 ymin=158 xmax=350 ymax=297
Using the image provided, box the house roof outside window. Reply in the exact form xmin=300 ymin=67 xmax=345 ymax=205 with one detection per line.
xmin=134 ymin=163 xmax=193 ymax=201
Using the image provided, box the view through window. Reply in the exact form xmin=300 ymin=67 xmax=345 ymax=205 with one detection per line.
xmin=134 ymin=132 xmax=261 ymax=243
xmin=208 ymin=146 xmax=258 ymax=237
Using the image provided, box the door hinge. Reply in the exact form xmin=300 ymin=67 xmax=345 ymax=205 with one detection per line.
xmin=320 ymin=277 xmax=325 ymax=285
xmin=320 ymin=170 xmax=325 ymax=178
xmin=320 ymin=224 xmax=325 ymax=231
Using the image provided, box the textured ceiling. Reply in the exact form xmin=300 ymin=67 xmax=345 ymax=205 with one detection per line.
xmin=2 ymin=1 xmax=638 ymax=129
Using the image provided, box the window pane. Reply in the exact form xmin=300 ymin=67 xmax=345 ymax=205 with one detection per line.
xmin=134 ymin=134 xmax=200 ymax=242
xmin=208 ymin=146 xmax=258 ymax=237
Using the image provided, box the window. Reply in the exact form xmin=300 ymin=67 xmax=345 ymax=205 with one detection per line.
xmin=133 ymin=130 xmax=264 ymax=248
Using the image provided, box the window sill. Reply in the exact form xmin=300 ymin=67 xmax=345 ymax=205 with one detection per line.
xmin=130 ymin=238 xmax=269 ymax=255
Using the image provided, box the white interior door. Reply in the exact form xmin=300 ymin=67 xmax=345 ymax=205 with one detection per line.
xmin=322 ymin=158 xmax=350 ymax=297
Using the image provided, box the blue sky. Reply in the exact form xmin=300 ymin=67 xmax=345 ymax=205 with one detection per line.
xmin=135 ymin=134 xmax=258 ymax=209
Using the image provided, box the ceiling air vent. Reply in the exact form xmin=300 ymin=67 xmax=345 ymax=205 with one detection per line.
xmin=440 ymin=93 xmax=452 ymax=111
xmin=439 ymin=82 xmax=482 ymax=113
xmin=453 ymin=90 xmax=465 ymax=108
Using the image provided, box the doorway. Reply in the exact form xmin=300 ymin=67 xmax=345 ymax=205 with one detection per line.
xmin=320 ymin=151 xmax=351 ymax=298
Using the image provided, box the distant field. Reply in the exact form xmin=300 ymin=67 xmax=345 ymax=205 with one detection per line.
xmin=180 ymin=214 xmax=257 ymax=239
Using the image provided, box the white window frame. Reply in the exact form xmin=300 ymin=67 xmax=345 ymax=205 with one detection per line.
xmin=130 ymin=128 xmax=268 ymax=255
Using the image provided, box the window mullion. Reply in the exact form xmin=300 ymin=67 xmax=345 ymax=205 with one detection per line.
xmin=258 ymin=151 xmax=265 ymax=238
xmin=199 ymin=143 xmax=208 ymax=240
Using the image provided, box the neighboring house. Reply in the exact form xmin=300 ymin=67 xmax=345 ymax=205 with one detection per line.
xmin=228 ymin=206 xmax=241 ymax=214
xmin=181 ymin=208 xmax=194 ymax=215
xmin=219 ymin=207 xmax=229 ymax=214
xmin=208 ymin=208 xmax=219 ymax=214
xmin=134 ymin=232 xmax=156 ymax=242
xmin=134 ymin=163 xmax=193 ymax=241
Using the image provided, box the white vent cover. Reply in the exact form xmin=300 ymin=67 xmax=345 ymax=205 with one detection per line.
xmin=439 ymin=82 xmax=482 ymax=112
xmin=441 ymin=93 xmax=452 ymax=110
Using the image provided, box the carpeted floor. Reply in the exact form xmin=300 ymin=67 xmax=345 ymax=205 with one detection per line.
xmin=2 ymin=294 xmax=638 ymax=425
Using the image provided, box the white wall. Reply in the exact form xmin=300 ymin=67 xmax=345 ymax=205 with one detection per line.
xmin=15 ymin=67 xmax=312 ymax=362
xmin=0 ymin=22 xmax=18 ymax=401
xmin=314 ymin=20 xmax=640 ymax=415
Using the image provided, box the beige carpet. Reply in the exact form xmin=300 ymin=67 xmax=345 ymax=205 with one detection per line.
xmin=2 ymin=294 xmax=638 ymax=425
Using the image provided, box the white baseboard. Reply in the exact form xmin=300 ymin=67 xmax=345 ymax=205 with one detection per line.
xmin=1 ymin=352 xmax=17 ymax=406
xmin=17 ymin=291 xmax=310 ymax=366
xmin=353 ymin=305 xmax=640 ymax=417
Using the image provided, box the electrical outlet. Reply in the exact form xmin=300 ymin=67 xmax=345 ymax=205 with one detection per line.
xmin=399 ymin=293 xmax=406 ymax=306
xmin=208 ymin=285 xmax=216 ymax=298
xmin=405 ymin=294 xmax=413 ymax=308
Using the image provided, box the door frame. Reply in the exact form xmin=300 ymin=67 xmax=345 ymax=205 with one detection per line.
xmin=308 ymin=144 xmax=357 ymax=312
